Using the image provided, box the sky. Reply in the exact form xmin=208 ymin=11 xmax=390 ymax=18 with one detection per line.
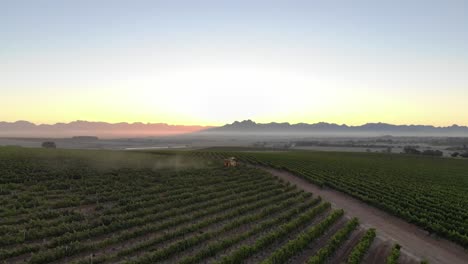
xmin=1 ymin=0 xmax=468 ymax=126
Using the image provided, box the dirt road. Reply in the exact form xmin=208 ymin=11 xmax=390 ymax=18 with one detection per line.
xmin=259 ymin=166 xmax=468 ymax=264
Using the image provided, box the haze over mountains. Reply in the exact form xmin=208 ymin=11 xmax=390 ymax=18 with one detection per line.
xmin=202 ymin=120 xmax=468 ymax=137
xmin=0 ymin=121 xmax=211 ymax=138
xmin=1 ymin=120 xmax=468 ymax=138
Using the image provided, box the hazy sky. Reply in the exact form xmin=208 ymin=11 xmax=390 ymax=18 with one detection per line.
xmin=2 ymin=1 xmax=468 ymax=126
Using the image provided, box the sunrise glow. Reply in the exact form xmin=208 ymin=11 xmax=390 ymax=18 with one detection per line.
xmin=2 ymin=1 xmax=468 ymax=126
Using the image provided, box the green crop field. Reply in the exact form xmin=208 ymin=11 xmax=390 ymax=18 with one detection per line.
xmin=190 ymin=149 xmax=468 ymax=248
xmin=0 ymin=147 xmax=399 ymax=264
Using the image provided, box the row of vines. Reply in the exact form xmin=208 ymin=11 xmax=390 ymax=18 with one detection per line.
xmin=190 ymin=150 xmax=468 ymax=249
xmin=0 ymin=147 xmax=427 ymax=263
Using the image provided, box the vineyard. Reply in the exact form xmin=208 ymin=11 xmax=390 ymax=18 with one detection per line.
xmin=1 ymin=147 xmax=424 ymax=263
xmin=189 ymin=149 xmax=468 ymax=249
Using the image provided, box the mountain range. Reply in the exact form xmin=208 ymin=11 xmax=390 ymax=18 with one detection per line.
xmin=202 ymin=120 xmax=468 ymax=136
xmin=1 ymin=120 xmax=468 ymax=138
xmin=0 ymin=121 xmax=211 ymax=138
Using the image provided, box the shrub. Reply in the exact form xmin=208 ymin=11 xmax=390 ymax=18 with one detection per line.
xmin=386 ymin=244 xmax=401 ymax=264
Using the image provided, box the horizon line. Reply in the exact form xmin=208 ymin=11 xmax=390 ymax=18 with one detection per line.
xmin=1 ymin=119 xmax=468 ymax=128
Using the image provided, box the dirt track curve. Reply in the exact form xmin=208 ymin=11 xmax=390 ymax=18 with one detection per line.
xmin=259 ymin=166 xmax=468 ymax=264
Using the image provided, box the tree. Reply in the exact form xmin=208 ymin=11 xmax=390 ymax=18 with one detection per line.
xmin=403 ymin=146 xmax=421 ymax=155
xmin=451 ymin=152 xmax=459 ymax=157
xmin=41 ymin=141 xmax=56 ymax=149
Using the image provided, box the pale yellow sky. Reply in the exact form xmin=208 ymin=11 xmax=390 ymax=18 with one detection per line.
xmin=2 ymin=1 xmax=468 ymax=126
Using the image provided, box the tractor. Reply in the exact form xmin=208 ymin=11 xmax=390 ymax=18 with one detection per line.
xmin=223 ymin=157 xmax=237 ymax=167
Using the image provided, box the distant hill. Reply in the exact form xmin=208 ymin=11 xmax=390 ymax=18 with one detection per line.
xmin=202 ymin=120 xmax=468 ymax=137
xmin=0 ymin=121 xmax=212 ymax=138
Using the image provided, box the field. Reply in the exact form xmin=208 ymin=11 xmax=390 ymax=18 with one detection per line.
xmin=190 ymin=149 xmax=468 ymax=249
xmin=0 ymin=146 xmax=419 ymax=264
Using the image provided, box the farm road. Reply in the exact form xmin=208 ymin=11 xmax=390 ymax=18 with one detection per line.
xmin=259 ymin=166 xmax=468 ymax=264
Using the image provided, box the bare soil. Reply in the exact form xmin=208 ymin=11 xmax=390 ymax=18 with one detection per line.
xmin=163 ymin=198 xmax=308 ymax=264
xmin=75 ymin=203 xmax=97 ymax=215
xmin=259 ymin=166 xmax=468 ymax=264
xmin=363 ymin=237 xmax=392 ymax=264
xmin=328 ymin=227 xmax=365 ymax=264
xmin=360 ymin=234 xmax=418 ymax=264
xmin=242 ymin=208 xmax=331 ymax=264
xmin=241 ymin=208 xmax=331 ymax=264
xmin=286 ymin=217 xmax=348 ymax=263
